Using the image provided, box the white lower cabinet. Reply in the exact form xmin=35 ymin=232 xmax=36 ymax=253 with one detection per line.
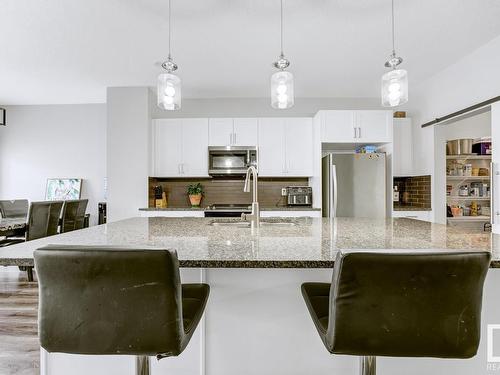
xmin=139 ymin=210 xmax=205 ymax=218
xmin=392 ymin=210 xmax=431 ymax=222
xmin=260 ymin=210 xmax=321 ymax=218
xmin=140 ymin=210 xmax=320 ymax=218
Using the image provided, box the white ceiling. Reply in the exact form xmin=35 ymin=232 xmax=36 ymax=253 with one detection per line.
xmin=1 ymin=0 xmax=500 ymax=104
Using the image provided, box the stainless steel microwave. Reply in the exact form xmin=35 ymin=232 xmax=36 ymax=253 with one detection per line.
xmin=208 ymin=146 xmax=257 ymax=175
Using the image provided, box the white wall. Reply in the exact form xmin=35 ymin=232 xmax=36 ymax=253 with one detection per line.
xmin=405 ymin=34 xmax=500 ymax=221
xmin=0 ymin=104 xmax=106 ymax=225
xmin=150 ymin=95 xmax=382 ymax=118
xmin=106 ymin=87 xmax=150 ymax=222
xmin=406 ymin=34 xmax=500 ymax=175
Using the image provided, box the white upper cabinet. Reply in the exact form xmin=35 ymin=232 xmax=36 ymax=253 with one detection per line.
xmin=233 ymin=118 xmax=258 ymax=146
xmin=285 ymin=118 xmax=313 ymax=176
xmin=208 ymin=118 xmax=258 ymax=146
xmin=181 ymin=119 xmax=209 ymax=176
xmin=320 ymin=110 xmax=392 ymax=143
xmin=321 ymin=111 xmax=357 ymax=142
xmin=153 ymin=119 xmax=182 ymax=176
xmin=355 ymin=110 xmax=392 ymax=143
xmin=208 ymin=118 xmax=233 ymax=146
xmin=392 ymin=118 xmax=413 ymax=176
xmin=258 ymin=118 xmax=313 ymax=177
xmin=153 ymin=118 xmax=209 ymax=177
xmin=258 ymin=118 xmax=285 ymax=176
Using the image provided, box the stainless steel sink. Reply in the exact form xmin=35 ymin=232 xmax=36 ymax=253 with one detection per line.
xmin=208 ymin=219 xmax=297 ymax=227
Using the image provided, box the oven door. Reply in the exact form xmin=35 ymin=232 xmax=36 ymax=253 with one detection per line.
xmin=208 ymin=146 xmax=257 ymax=175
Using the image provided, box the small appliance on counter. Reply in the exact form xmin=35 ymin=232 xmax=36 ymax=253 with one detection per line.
xmin=286 ymin=186 xmax=312 ymax=206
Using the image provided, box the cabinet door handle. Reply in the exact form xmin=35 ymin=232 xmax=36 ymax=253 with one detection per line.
xmin=353 ymin=127 xmax=357 ymax=139
xmin=358 ymin=127 xmax=361 ymax=138
xmin=178 ymin=164 xmax=181 ymax=174
xmin=229 ymin=133 xmax=232 ymax=145
xmin=233 ymin=132 xmax=236 ymax=145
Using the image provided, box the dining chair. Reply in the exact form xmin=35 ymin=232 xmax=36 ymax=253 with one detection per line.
xmin=0 ymin=199 xmax=29 ymax=219
xmin=60 ymin=199 xmax=88 ymax=233
xmin=19 ymin=201 xmax=64 ymax=281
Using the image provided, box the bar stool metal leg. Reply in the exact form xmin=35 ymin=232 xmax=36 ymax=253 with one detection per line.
xmin=136 ymin=355 xmax=150 ymax=375
xmin=360 ymin=356 xmax=376 ymax=375
xmin=27 ymin=267 xmax=34 ymax=282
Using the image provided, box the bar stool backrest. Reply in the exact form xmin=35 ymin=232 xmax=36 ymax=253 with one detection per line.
xmin=60 ymin=199 xmax=88 ymax=233
xmin=34 ymin=246 xmax=186 ymax=357
xmin=327 ymin=250 xmax=491 ymax=358
xmin=0 ymin=199 xmax=29 ymax=219
xmin=26 ymin=201 xmax=63 ymax=241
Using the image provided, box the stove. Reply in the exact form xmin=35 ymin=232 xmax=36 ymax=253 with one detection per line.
xmin=204 ymin=203 xmax=252 ymax=217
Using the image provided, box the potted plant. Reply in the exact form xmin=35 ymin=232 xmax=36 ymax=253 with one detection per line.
xmin=187 ymin=183 xmax=204 ymax=207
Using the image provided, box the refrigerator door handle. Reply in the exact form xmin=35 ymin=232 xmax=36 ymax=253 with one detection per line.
xmin=330 ymin=164 xmax=338 ymax=217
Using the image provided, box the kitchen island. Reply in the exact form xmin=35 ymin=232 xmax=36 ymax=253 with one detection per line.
xmin=2 ymin=217 xmax=500 ymax=375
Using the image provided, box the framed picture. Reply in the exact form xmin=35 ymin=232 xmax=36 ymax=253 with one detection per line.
xmin=0 ymin=108 xmax=5 ymax=126
xmin=45 ymin=178 xmax=83 ymax=201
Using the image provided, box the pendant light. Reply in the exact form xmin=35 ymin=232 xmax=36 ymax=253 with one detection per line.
xmin=158 ymin=0 xmax=181 ymax=111
xmin=271 ymin=0 xmax=294 ymax=109
xmin=381 ymin=0 xmax=408 ymax=107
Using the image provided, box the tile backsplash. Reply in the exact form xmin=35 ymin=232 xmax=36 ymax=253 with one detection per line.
xmin=149 ymin=177 xmax=309 ymax=208
xmin=393 ymin=175 xmax=431 ymax=209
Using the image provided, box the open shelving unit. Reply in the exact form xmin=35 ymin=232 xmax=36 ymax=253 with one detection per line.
xmin=446 ymin=154 xmax=491 ymax=226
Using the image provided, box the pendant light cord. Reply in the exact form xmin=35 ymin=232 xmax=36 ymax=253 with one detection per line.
xmin=168 ymin=0 xmax=172 ymax=59
xmin=280 ymin=0 xmax=284 ymax=56
xmin=391 ymin=0 xmax=395 ymax=55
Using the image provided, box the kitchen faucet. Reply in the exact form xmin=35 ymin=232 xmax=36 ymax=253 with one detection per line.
xmin=241 ymin=166 xmax=260 ymax=225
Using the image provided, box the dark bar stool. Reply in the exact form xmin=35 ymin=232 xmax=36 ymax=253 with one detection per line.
xmin=301 ymin=250 xmax=490 ymax=375
xmin=34 ymin=245 xmax=209 ymax=375
xmin=60 ymin=199 xmax=88 ymax=233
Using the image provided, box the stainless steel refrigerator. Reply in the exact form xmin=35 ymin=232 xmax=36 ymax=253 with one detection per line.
xmin=322 ymin=153 xmax=387 ymax=218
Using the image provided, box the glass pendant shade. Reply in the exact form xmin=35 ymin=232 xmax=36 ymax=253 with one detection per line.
xmin=157 ymin=72 xmax=181 ymax=111
xmin=271 ymin=70 xmax=294 ymax=109
xmin=381 ymin=68 xmax=408 ymax=107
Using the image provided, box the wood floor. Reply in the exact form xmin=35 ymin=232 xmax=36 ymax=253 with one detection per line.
xmin=0 ymin=267 xmax=39 ymax=375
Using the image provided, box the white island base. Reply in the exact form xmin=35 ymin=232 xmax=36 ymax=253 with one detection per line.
xmin=42 ymin=268 xmax=500 ymax=375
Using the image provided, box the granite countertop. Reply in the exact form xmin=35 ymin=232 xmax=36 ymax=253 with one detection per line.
xmin=139 ymin=207 xmax=321 ymax=211
xmin=0 ymin=217 xmax=498 ymax=268
xmin=393 ymin=206 xmax=433 ymax=212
